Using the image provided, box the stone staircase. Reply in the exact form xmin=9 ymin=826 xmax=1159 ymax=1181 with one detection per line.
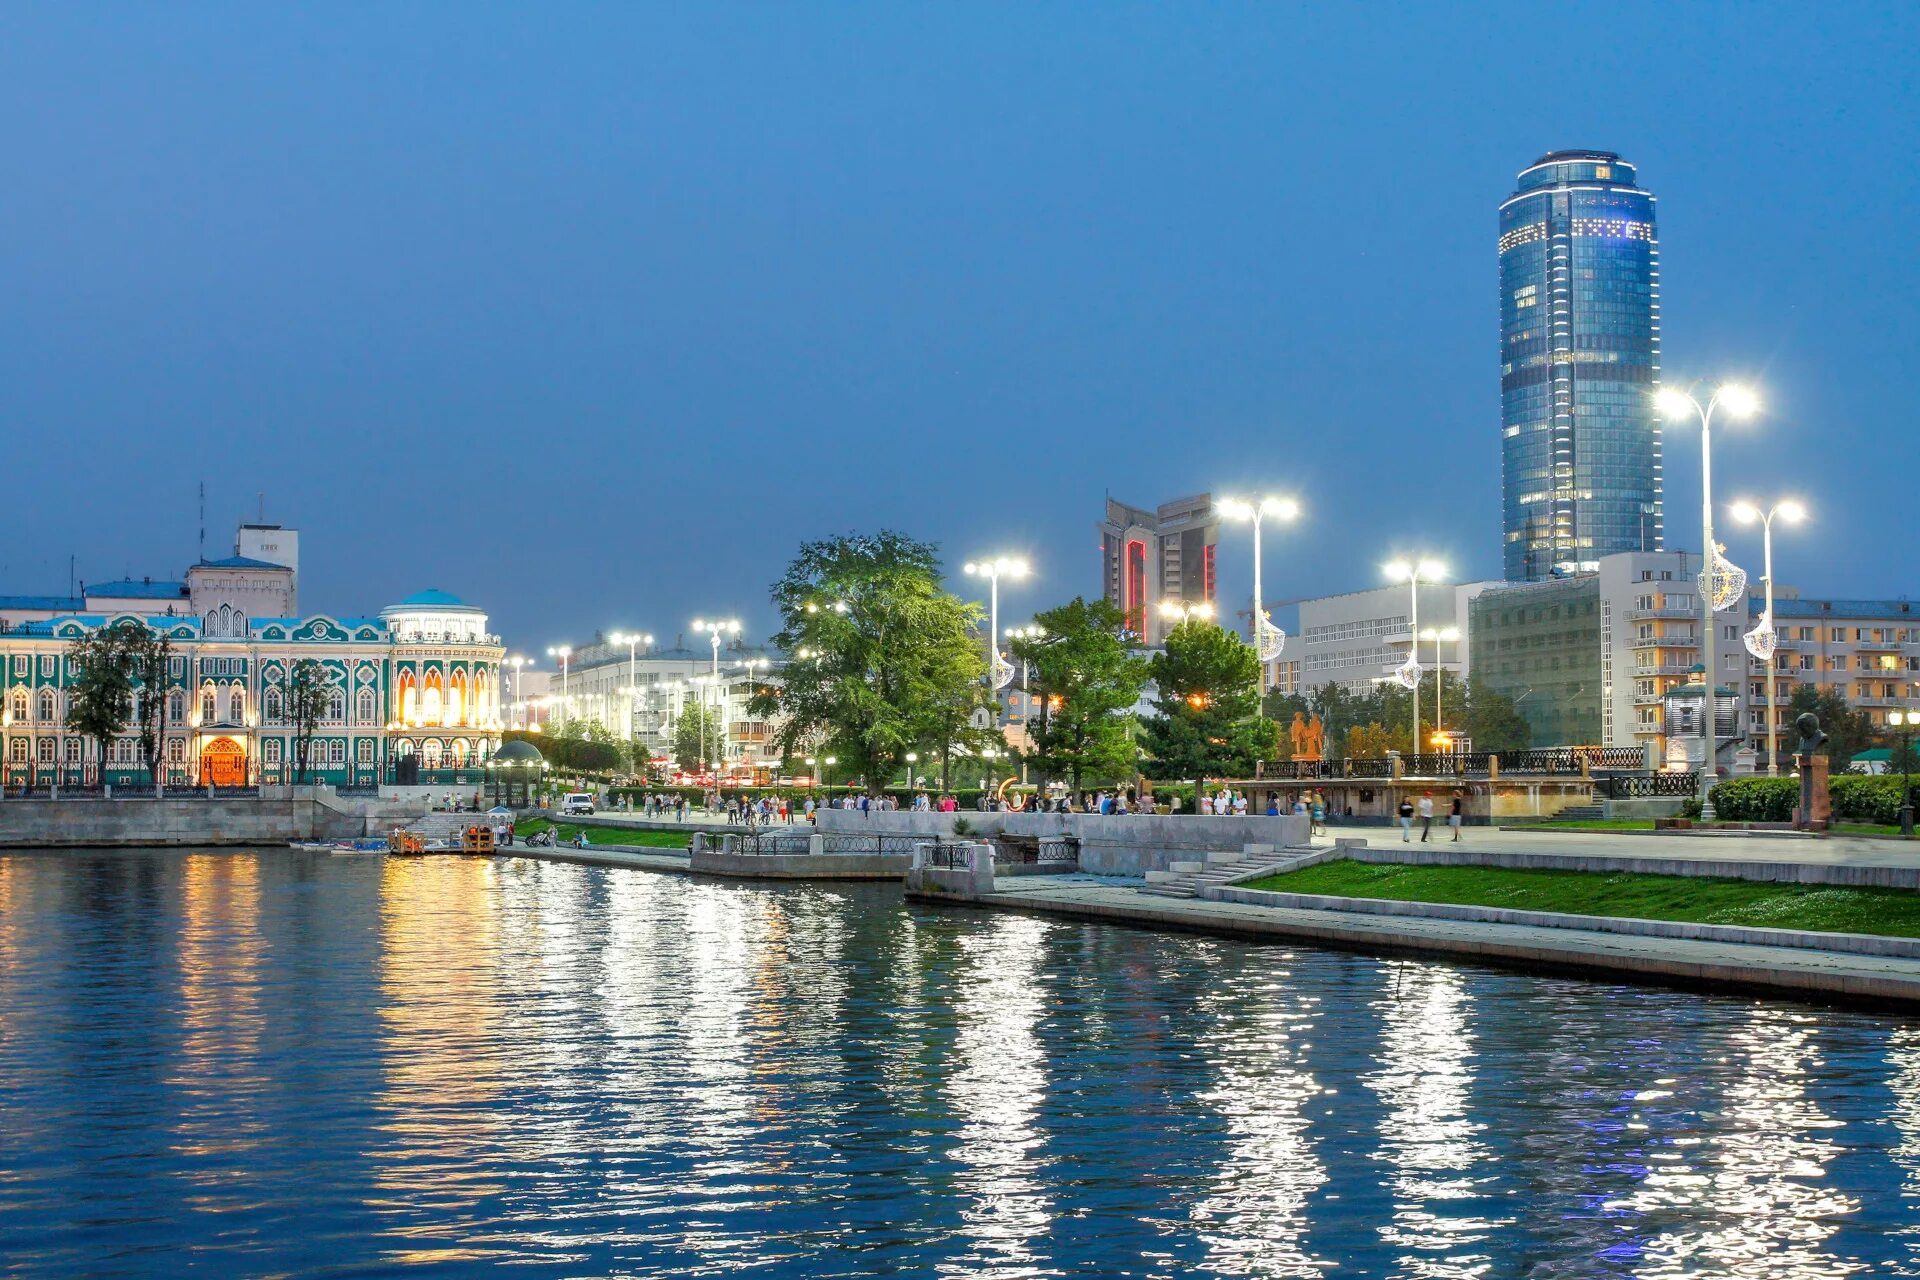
xmin=1551 ymin=802 xmax=1606 ymax=823
xmin=1138 ymin=843 xmax=1317 ymax=899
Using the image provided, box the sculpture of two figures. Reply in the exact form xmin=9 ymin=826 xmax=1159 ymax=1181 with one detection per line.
xmin=1289 ymin=712 xmax=1326 ymax=761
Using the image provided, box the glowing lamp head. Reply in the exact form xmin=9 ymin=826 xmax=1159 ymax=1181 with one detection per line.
xmin=1717 ymin=384 xmax=1760 ymax=417
xmin=1776 ymin=500 xmax=1807 ymax=523
xmin=1384 ymin=560 xmax=1411 ymax=582
xmin=1729 ymin=501 xmax=1761 ymax=525
xmin=1218 ymin=497 xmax=1253 ymax=520
xmin=1656 ymin=388 xmax=1696 ymax=420
xmin=1267 ymin=497 xmax=1301 ymax=520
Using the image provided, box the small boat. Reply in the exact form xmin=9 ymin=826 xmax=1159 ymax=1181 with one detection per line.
xmin=288 ymin=839 xmax=389 ymax=854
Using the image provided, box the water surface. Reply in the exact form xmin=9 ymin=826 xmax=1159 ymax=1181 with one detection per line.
xmin=2 ymin=849 xmax=1918 ymax=1277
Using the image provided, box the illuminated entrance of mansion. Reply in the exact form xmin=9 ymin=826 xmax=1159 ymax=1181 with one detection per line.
xmin=198 ymin=737 xmax=248 ymax=787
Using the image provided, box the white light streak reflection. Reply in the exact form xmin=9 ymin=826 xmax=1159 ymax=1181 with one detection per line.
xmin=1364 ymin=962 xmax=1505 ymax=1277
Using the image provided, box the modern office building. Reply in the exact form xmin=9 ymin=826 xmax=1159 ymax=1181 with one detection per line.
xmin=1098 ymin=494 xmax=1218 ymax=645
xmin=1293 ymin=581 xmax=1496 ymax=696
xmin=1500 ymin=149 xmax=1663 ymax=582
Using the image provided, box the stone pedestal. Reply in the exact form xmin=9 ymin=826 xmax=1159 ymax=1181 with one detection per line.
xmin=1795 ymin=754 xmax=1830 ymax=830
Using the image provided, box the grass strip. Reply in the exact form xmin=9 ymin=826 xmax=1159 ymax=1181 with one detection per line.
xmin=1242 ymin=859 xmax=1920 ymax=939
xmin=512 ymin=818 xmax=693 ymax=849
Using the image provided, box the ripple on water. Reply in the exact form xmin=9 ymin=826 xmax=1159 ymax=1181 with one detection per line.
xmin=0 ymin=849 xmax=1917 ymax=1278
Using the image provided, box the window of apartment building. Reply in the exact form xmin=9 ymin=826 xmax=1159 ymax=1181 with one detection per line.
xmin=1723 ymin=624 xmax=1739 ymax=641
xmin=10 ymin=655 xmax=24 ymax=677
xmin=357 ymin=739 xmax=374 ymax=765
xmin=39 ymin=655 xmax=54 ymax=677
xmin=263 ymin=740 xmax=281 ymax=765
xmin=38 ymin=739 xmax=55 ymax=763
xmin=329 ymin=741 xmax=345 ymax=765
xmin=1829 ymin=655 xmax=1848 ymax=671
xmin=8 ymin=739 xmax=26 ymax=763
xmin=64 ymin=739 xmax=80 ymax=763
xmin=168 ymin=739 xmax=184 ymax=763
xmin=1800 ymin=654 xmax=1815 ymax=671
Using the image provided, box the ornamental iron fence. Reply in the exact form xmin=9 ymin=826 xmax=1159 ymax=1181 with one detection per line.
xmin=1598 ymin=772 xmax=1700 ymax=798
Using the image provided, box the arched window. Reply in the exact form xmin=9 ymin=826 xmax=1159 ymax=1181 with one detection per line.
xmin=448 ymin=669 xmax=467 ymax=726
xmin=37 ymin=689 xmax=56 ymax=723
xmin=228 ymin=689 xmax=245 ymax=722
xmin=397 ymin=670 xmax=418 ymax=724
xmin=451 ymin=738 xmax=470 ymax=766
xmin=201 ymin=687 xmax=216 ymax=723
xmin=8 ymin=689 xmax=26 ymax=722
xmin=264 ymin=688 xmax=283 ymax=723
xmin=356 ymin=688 xmax=376 ymax=724
xmin=327 ymin=688 xmax=346 ymax=722
xmin=169 ymin=691 xmax=186 ymax=724
xmin=422 ymin=670 xmax=444 ymax=726
xmin=421 ymin=739 xmax=443 ymax=768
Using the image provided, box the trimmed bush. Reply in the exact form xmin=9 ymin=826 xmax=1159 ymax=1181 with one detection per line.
xmin=1707 ymin=776 xmax=1799 ymax=822
xmin=1830 ymin=774 xmax=1916 ymax=825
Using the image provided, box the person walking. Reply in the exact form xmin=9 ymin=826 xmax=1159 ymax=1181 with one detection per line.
xmin=1397 ymin=796 xmax=1415 ymax=842
xmin=1418 ymin=791 xmax=1435 ymax=842
xmin=1449 ymin=792 xmax=1464 ymax=842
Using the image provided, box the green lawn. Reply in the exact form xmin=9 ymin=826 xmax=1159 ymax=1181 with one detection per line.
xmin=1243 ymin=859 xmax=1920 ymax=939
xmin=512 ymin=818 xmax=693 ymax=849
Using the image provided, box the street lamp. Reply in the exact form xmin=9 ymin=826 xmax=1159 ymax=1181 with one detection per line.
xmin=545 ymin=646 xmax=571 ymax=728
xmin=1159 ymin=600 xmax=1214 ymax=625
xmin=964 ymin=557 xmax=1029 ymax=690
xmin=1659 ymin=382 xmax=1761 ymax=819
xmin=1890 ymin=709 xmax=1917 ymax=838
xmin=692 ymin=618 xmax=741 ymax=773
xmin=1729 ymin=498 xmax=1806 ymax=777
xmin=1419 ymin=625 xmax=1460 ymax=751
xmin=1220 ymin=496 xmax=1301 ymax=692
xmin=904 ymin=751 xmax=918 ymax=793
xmin=1384 ymin=559 xmax=1446 ymax=755
xmin=609 ymin=632 xmax=653 ymax=742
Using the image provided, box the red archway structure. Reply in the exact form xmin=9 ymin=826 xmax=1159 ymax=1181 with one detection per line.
xmin=200 ymin=737 xmax=247 ymax=787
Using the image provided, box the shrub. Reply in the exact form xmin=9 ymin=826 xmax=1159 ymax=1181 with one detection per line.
xmin=1708 ymin=777 xmax=1799 ymax=822
xmin=1829 ymin=774 xmax=1916 ymax=825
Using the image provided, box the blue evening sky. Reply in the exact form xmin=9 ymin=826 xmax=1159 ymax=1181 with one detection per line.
xmin=2 ymin=3 xmax=1913 ymax=654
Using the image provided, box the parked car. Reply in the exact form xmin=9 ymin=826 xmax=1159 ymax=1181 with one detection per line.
xmin=560 ymin=792 xmax=596 ymax=815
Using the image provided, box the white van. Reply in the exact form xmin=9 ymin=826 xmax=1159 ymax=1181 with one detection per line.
xmin=560 ymin=792 xmax=595 ymax=815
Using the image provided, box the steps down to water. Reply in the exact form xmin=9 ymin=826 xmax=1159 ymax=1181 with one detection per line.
xmin=1551 ymin=804 xmax=1606 ymax=822
xmin=1138 ymin=844 xmax=1315 ymax=899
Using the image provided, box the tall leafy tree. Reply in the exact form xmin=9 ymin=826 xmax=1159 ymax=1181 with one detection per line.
xmin=125 ymin=624 xmax=175 ymax=789
xmin=285 ymin=659 xmax=334 ymax=784
xmin=1140 ymin=618 xmax=1274 ymax=781
xmin=1461 ymin=679 xmax=1533 ymax=754
xmin=1010 ymin=596 xmax=1149 ymax=792
xmin=65 ymin=624 xmax=136 ymax=782
xmin=670 ymin=701 xmax=723 ymax=773
xmin=751 ymin=531 xmax=987 ymax=794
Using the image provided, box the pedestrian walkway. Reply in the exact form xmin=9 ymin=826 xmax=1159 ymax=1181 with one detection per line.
xmin=973 ymin=874 xmax=1920 ymax=1009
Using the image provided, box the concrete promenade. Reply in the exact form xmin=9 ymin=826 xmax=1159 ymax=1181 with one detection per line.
xmin=967 ymin=873 xmax=1920 ymax=1009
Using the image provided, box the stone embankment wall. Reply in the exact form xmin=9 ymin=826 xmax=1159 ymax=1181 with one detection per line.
xmin=0 ymin=788 xmax=425 ymax=848
xmin=814 ymin=810 xmax=1309 ymax=876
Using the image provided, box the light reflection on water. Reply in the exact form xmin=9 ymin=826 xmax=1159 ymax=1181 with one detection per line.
xmin=0 ymin=850 xmax=1918 ymax=1278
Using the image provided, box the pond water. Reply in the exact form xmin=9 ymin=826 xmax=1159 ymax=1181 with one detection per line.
xmin=2 ymin=849 xmax=1918 ymax=1277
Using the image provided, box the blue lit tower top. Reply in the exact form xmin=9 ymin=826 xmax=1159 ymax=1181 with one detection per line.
xmin=1499 ymin=149 xmax=1661 ymax=581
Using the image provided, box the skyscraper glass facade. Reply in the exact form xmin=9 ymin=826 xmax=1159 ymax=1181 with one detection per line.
xmin=1500 ymin=150 xmax=1661 ymax=582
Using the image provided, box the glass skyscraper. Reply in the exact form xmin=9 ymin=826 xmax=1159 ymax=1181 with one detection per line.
xmin=1499 ymin=149 xmax=1661 ymax=581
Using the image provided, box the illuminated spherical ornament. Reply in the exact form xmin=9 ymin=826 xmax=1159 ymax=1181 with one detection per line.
xmin=1256 ymin=615 xmax=1287 ymax=663
xmin=1393 ymin=657 xmax=1421 ymax=691
xmin=1698 ymin=549 xmax=1749 ymax=614
xmin=1743 ymin=617 xmax=1778 ymax=661
xmin=990 ymin=654 xmax=1016 ymax=690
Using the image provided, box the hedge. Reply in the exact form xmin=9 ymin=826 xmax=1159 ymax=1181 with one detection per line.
xmin=1708 ymin=773 xmax=1916 ymax=824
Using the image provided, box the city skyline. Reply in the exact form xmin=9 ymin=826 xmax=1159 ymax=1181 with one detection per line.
xmin=2 ymin=6 xmax=1914 ymax=647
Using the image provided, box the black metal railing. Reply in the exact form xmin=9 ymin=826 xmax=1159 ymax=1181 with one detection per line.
xmin=1599 ymin=772 xmax=1699 ymax=798
xmin=819 ymin=833 xmax=927 ymax=856
xmin=1036 ymin=836 xmax=1079 ymax=864
xmin=1259 ymin=746 xmax=1649 ymax=781
xmin=735 ymin=832 xmax=814 ymax=855
xmin=1257 ymin=758 xmax=1396 ymax=781
xmin=926 ymin=840 xmax=974 ymax=869
xmin=1399 ymin=753 xmax=1490 ymax=777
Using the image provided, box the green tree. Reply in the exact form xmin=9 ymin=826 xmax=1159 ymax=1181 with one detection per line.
xmin=750 ymin=531 xmax=987 ymax=795
xmin=1012 ymin=596 xmax=1149 ymax=791
xmin=1140 ymin=618 xmax=1272 ymax=781
xmin=285 ymin=659 xmax=334 ymax=784
xmin=1347 ymin=722 xmax=1395 ymax=759
xmin=124 ymin=624 xmax=175 ymax=788
xmin=65 ymin=624 xmax=137 ymax=782
xmin=1461 ymin=679 xmax=1533 ymax=754
xmin=671 ymin=701 xmax=724 ymax=773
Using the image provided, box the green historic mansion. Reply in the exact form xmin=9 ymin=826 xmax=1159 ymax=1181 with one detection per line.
xmin=0 ymin=523 xmax=504 ymax=789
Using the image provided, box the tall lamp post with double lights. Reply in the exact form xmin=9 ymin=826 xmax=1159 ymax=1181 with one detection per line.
xmin=1890 ymin=709 xmax=1917 ymax=838
xmin=1659 ymin=383 xmax=1760 ymax=818
xmin=964 ymin=557 xmax=1029 ymax=691
xmin=1159 ymin=600 xmax=1214 ymax=626
xmin=505 ymin=656 xmax=531 ymax=726
xmin=609 ymin=631 xmax=653 ymax=742
xmin=1419 ymin=625 xmax=1460 ymax=752
xmin=545 ymin=646 xmax=572 ymax=727
xmin=1384 ymin=559 xmax=1446 ymax=756
xmin=1220 ymin=496 xmax=1300 ymax=693
xmin=1729 ymin=499 xmax=1805 ymax=776
xmin=693 ymin=619 xmax=741 ymax=779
